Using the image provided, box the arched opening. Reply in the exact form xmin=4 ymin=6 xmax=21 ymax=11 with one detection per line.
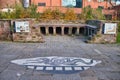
xmin=72 ymin=27 xmax=77 ymax=35
xmin=64 ymin=27 xmax=69 ymax=35
xmin=56 ymin=27 xmax=61 ymax=35
xmin=49 ymin=27 xmax=53 ymax=34
xmin=40 ymin=27 xmax=46 ymax=35
xmin=79 ymin=27 xmax=85 ymax=35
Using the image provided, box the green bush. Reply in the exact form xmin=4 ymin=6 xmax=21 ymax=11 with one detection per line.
xmin=28 ymin=4 xmax=40 ymax=19
xmin=79 ymin=6 xmax=105 ymax=20
xmin=118 ymin=22 xmax=120 ymax=32
xmin=117 ymin=22 xmax=120 ymax=43
xmin=92 ymin=8 xmax=105 ymax=20
xmin=0 ymin=10 xmax=15 ymax=19
xmin=79 ymin=6 xmax=93 ymax=20
xmin=13 ymin=4 xmax=25 ymax=18
xmin=0 ymin=3 xmax=39 ymax=19
xmin=117 ymin=32 xmax=120 ymax=43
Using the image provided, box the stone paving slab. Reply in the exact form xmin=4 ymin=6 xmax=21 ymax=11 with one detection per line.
xmin=81 ymin=76 xmax=98 ymax=80
xmin=0 ymin=36 xmax=120 ymax=80
xmin=53 ymin=74 xmax=81 ymax=80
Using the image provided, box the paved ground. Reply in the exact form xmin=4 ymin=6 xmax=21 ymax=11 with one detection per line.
xmin=0 ymin=35 xmax=120 ymax=80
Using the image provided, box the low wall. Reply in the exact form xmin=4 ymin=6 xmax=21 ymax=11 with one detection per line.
xmin=91 ymin=34 xmax=116 ymax=43
xmin=12 ymin=19 xmax=44 ymax=42
xmin=0 ymin=19 xmax=118 ymax=43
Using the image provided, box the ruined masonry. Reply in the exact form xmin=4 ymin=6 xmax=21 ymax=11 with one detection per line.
xmin=0 ymin=19 xmax=117 ymax=43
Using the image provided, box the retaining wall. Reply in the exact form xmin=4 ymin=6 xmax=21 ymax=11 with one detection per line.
xmin=12 ymin=19 xmax=44 ymax=42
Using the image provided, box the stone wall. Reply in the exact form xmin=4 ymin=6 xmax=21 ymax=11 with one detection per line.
xmin=0 ymin=19 xmax=117 ymax=43
xmin=0 ymin=19 xmax=44 ymax=42
xmin=12 ymin=19 xmax=44 ymax=42
xmin=89 ymin=25 xmax=117 ymax=43
xmin=0 ymin=19 xmax=12 ymax=41
xmin=91 ymin=34 xmax=117 ymax=43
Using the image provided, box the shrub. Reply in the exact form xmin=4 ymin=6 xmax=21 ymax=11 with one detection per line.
xmin=0 ymin=3 xmax=39 ymax=19
xmin=41 ymin=8 xmax=53 ymax=20
xmin=92 ymin=8 xmax=105 ymax=20
xmin=79 ymin=6 xmax=105 ymax=20
xmin=64 ymin=9 xmax=77 ymax=21
xmin=28 ymin=4 xmax=40 ymax=19
xmin=0 ymin=9 xmax=15 ymax=19
xmin=116 ymin=22 xmax=120 ymax=43
xmin=118 ymin=22 xmax=120 ymax=32
xmin=51 ymin=9 xmax=62 ymax=20
xmin=117 ymin=32 xmax=120 ymax=43
xmin=13 ymin=4 xmax=25 ymax=18
xmin=79 ymin=6 xmax=93 ymax=20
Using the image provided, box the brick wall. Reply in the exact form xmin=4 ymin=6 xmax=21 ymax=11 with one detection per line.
xmin=0 ymin=0 xmax=21 ymax=8
xmin=32 ymin=0 xmax=113 ymax=13
xmin=83 ymin=0 xmax=112 ymax=9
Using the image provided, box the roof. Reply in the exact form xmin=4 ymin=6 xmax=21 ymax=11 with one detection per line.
xmin=86 ymin=25 xmax=97 ymax=29
xmin=34 ymin=23 xmax=86 ymax=27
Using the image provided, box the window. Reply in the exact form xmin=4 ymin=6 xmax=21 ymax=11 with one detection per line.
xmin=62 ymin=0 xmax=82 ymax=8
xmin=98 ymin=6 xmax=104 ymax=9
xmin=38 ymin=3 xmax=46 ymax=6
xmin=98 ymin=0 xmax=104 ymax=2
xmin=88 ymin=0 xmax=91 ymax=2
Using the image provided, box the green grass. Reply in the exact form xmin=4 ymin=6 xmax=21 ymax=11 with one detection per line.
xmin=117 ymin=32 xmax=120 ymax=43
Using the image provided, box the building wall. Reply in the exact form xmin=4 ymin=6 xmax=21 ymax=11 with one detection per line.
xmin=83 ymin=0 xmax=112 ymax=9
xmin=113 ymin=5 xmax=120 ymax=20
xmin=0 ymin=0 xmax=21 ymax=8
xmin=0 ymin=0 xmax=116 ymax=17
xmin=31 ymin=0 xmax=62 ymax=7
xmin=31 ymin=0 xmax=51 ymax=6
xmin=37 ymin=6 xmax=82 ymax=13
xmin=51 ymin=0 xmax=61 ymax=6
xmin=31 ymin=0 xmax=113 ymax=13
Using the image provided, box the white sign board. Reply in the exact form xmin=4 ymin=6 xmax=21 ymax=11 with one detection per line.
xmin=104 ymin=23 xmax=117 ymax=34
xmin=15 ymin=21 xmax=29 ymax=32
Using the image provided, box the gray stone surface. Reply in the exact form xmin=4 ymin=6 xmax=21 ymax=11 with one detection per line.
xmin=0 ymin=35 xmax=120 ymax=80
